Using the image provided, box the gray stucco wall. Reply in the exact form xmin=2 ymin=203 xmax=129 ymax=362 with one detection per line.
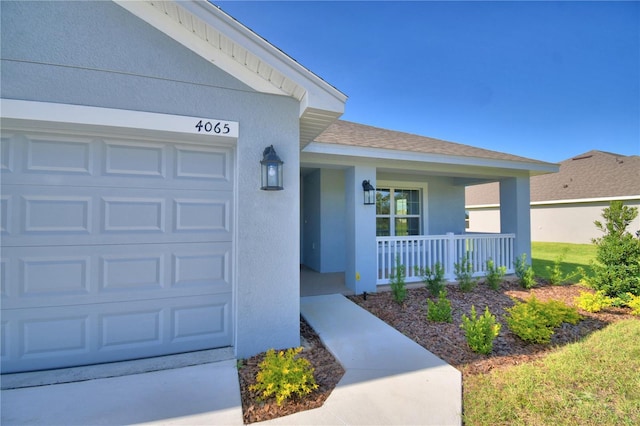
xmin=302 ymin=170 xmax=322 ymax=271
xmin=1 ymin=1 xmax=301 ymax=358
xmin=301 ymin=169 xmax=346 ymax=273
xmin=320 ymin=170 xmax=346 ymax=272
xmin=426 ymin=177 xmax=466 ymax=235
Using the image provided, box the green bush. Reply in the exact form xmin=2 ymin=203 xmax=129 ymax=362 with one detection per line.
xmin=484 ymin=259 xmax=506 ymax=290
xmin=514 ymin=253 xmax=536 ymax=289
xmin=417 ymin=262 xmax=446 ymax=296
xmin=455 ymin=255 xmax=477 ymax=292
xmin=505 ymin=296 xmax=581 ymax=344
xmin=544 ymin=251 xmax=583 ymax=285
xmin=588 ymin=201 xmax=640 ymax=297
xmin=574 ymin=290 xmax=614 ymax=313
xmin=426 ymin=290 xmax=452 ymax=323
xmin=460 ymin=305 xmax=501 ymax=354
xmin=390 ymin=256 xmax=407 ymax=304
xmin=250 ymin=347 xmax=318 ymax=406
xmin=626 ymin=293 xmax=640 ymax=316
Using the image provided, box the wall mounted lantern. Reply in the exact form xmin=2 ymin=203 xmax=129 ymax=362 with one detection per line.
xmin=260 ymin=145 xmax=284 ymax=190
xmin=362 ymin=180 xmax=376 ymax=205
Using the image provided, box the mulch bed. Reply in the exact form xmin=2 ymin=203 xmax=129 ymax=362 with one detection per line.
xmin=348 ymin=278 xmax=637 ymax=376
xmin=237 ymin=317 xmax=344 ymax=424
xmin=237 ymin=279 xmax=637 ymax=423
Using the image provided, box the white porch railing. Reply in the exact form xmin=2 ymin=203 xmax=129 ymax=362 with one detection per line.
xmin=376 ymin=233 xmax=516 ymax=285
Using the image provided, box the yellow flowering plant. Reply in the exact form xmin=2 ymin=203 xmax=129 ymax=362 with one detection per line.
xmin=249 ymin=347 xmax=318 ymax=405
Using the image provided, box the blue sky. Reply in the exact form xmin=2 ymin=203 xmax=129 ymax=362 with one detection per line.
xmin=216 ymin=1 xmax=639 ymax=163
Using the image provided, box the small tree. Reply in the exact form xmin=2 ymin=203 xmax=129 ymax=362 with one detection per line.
xmin=514 ymin=253 xmax=536 ymax=289
xmin=389 ymin=256 xmax=407 ymax=304
xmin=484 ymin=259 xmax=506 ymax=290
xmin=416 ymin=262 xmax=446 ymax=296
xmin=589 ymin=201 xmax=640 ymax=297
xmin=454 ymin=254 xmax=477 ymax=292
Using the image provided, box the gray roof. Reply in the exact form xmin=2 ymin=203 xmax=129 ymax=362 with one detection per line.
xmin=466 ymin=150 xmax=640 ymax=205
xmin=315 ymin=120 xmax=553 ymax=166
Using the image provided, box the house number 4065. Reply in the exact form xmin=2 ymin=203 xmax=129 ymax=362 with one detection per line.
xmin=195 ymin=120 xmax=231 ymax=134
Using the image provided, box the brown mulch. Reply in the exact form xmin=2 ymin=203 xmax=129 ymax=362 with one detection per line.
xmin=237 ymin=317 xmax=345 ymax=424
xmin=238 ymin=279 xmax=637 ymax=423
xmin=348 ymin=278 xmax=637 ymax=376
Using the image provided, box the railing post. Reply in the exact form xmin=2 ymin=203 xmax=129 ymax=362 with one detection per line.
xmin=445 ymin=232 xmax=455 ymax=281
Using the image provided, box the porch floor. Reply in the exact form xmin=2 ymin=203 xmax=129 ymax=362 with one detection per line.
xmin=300 ymin=266 xmax=354 ymax=297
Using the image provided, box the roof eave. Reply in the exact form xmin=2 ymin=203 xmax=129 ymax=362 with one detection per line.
xmin=113 ymin=0 xmax=345 ymax=146
xmin=303 ymin=141 xmax=560 ymax=175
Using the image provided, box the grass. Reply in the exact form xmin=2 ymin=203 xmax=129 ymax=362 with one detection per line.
xmin=531 ymin=242 xmax=597 ymax=282
xmin=463 ymin=319 xmax=640 ymax=426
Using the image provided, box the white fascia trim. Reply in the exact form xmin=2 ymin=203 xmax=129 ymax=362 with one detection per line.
xmin=304 ymin=141 xmax=559 ymax=174
xmin=466 ymin=204 xmax=500 ymax=209
xmin=531 ymin=195 xmax=640 ymax=206
xmin=113 ymin=0 xmax=282 ymax=96
xmin=0 ymin=99 xmax=239 ymax=138
xmin=466 ymin=195 xmax=640 ymax=209
xmin=114 ymin=1 xmax=346 ymax=116
xmin=182 ymin=1 xmax=347 ymax=113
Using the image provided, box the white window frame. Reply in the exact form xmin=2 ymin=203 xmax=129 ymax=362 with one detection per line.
xmin=376 ymin=180 xmax=428 ymax=237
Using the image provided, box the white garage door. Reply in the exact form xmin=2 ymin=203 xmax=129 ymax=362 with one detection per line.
xmin=1 ymin=129 xmax=234 ymax=373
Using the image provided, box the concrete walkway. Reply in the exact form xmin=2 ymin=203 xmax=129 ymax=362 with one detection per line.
xmin=266 ymin=294 xmax=462 ymax=425
xmin=1 ymin=294 xmax=461 ymax=425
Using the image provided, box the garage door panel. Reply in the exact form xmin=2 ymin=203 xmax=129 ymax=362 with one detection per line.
xmin=1 ymin=133 xmax=234 ymax=191
xmin=174 ymin=145 xmax=231 ymax=182
xmin=1 ymin=295 xmax=232 ymax=373
xmin=1 ymin=134 xmax=13 ymax=172
xmin=104 ymin=140 xmax=166 ymax=178
xmin=2 ymin=127 xmax=235 ymax=373
xmin=1 ymin=195 xmax=10 ymax=235
xmin=1 ymin=243 xmax=232 ymax=310
xmin=27 ymin=135 xmax=94 ymax=175
xmin=1 ymin=185 xmax=232 ymax=246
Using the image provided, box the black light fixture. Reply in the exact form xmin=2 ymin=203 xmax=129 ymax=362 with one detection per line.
xmin=362 ymin=179 xmax=376 ymax=205
xmin=260 ymin=145 xmax=284 ymax=190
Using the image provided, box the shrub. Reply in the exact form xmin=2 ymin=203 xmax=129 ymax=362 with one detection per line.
xmin=484 ymin=259 xmax=506 ymax=290
xmin=505 ymin=296 xmax=581 ymax=344
xmin=588 ymin=201 xmax=640 ymax=297
xmin=250 ymin=347 xmax=318 ymax=406
xmin=574 ymin=290 xmax=614 ymax=313
xmin=455 ymin=255 xmax=477 ymax=292
xmin=390 ymin=256 xmax=407 ymax=304
xmin=626 ymin=293 xmax=640 ymax=316
xmin=426 ymin=290 xmax=452 ymax=323
xmin=417 ymin=262 xmax=446 ymax=296
xmin=460 ymin=305 xmax=501 ymax=354
xmin=544 ymin=252 xmax=582 ymax=285
xmin=514 ymin=253 xmax=536 ymax=289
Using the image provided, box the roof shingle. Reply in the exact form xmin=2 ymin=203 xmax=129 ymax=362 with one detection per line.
xmin=315 ymin=120 xmax=553 ymax=165
xmin=465 ymin=150 xmax=640 ymax=205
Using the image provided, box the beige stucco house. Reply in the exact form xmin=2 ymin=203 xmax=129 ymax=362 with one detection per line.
xmin=466 ymin=150 xmax=640 ymax=243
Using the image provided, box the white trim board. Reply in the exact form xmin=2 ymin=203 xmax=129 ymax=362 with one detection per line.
xmin=0 ymin=99 xmax=238 ymax=140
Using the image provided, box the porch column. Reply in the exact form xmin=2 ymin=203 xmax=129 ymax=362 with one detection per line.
xmin=345 ymin=165 xmax=377 ymax=294
xmin=499 ymin=176 xmax=532 ymax=261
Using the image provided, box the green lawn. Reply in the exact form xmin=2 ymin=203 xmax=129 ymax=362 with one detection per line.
xmin=463 ymin=319 xmax=640 ymax=426
xmin=531 ymin=241 xmax=597 ymax=282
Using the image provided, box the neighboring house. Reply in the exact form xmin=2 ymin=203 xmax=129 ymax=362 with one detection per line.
xmin=0 ymin=0 xmax=556 ymax=374
xmin=466 ymin=150 xmax=640 ymax=243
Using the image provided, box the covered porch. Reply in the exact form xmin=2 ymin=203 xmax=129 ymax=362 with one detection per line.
xmin=299 ymin=120 xmax=558 ymax=296
xmin=300 ymin=266 xmax=353 ymax=297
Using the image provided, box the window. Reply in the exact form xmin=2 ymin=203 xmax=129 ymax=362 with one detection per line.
xmin=376 ymin=188 xmax=421 ymax=236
